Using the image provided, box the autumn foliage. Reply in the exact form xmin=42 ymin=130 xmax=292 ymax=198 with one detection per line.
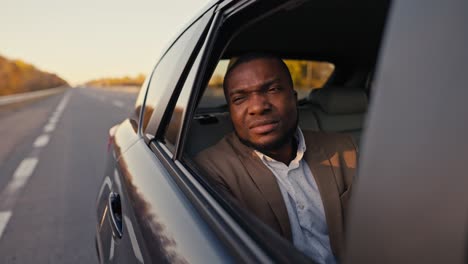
xmin=0 ymin=55 xmax=69 ymax=96
xmin=283 ymin=60 xmax=334 ymax=89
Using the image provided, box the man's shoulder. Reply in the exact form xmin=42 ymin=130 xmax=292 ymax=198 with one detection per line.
xmin=196 ymin=132 xmax=236 ymax=158
xmin=194 ymin=132 xmax=255 ymax=185
xmin=194 ymin=132 xmax=247 ymax=166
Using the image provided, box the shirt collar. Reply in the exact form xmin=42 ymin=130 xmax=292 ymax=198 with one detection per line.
xmin=254 ymin=127 xmax=307 ymax=167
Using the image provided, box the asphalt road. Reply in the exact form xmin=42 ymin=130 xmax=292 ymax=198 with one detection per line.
xmin=0 ymin=87 xmax=138 ymax=263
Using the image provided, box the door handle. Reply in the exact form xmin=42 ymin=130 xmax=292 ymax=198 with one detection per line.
xmin=108 ymin=192 xmax=123 ymax=239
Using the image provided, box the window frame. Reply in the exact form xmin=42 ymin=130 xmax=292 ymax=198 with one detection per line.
xmin=156 ymin=23 xmax=214 ymax=154
xmin=141 ymin=7 xmax=216 ymax=143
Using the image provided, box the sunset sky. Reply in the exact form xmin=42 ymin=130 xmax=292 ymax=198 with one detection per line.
xmin=1 ymin=0 xmax=212 ymax=85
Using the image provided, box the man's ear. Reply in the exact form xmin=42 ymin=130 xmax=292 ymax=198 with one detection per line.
xmin=293 ymin=90 xmax=298 ymax=104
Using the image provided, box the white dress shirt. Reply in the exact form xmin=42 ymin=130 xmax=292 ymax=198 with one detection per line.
xmin=254 ymin=128 xmax=337 ymax=264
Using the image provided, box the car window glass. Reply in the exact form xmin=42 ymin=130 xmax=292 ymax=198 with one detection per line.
xmin=283 ymin=60 xmax=334 ymax=98
xmin=131 ymin=75 xmax=151 ymax=132
xmin=162 ymin=51 xmax=203 ymax=154
xmin=142 ymin=12 xmax=212 ymax=136
xmin=198 ymin=59 xmax=334 ymax=109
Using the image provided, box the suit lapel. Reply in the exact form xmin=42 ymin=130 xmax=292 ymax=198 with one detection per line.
xmin=230 ymin=134 xmax=292 ymax=241
xmin=304 ymin=132 xmax=344 ymax=256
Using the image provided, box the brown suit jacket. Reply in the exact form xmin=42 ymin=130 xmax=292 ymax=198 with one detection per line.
xmin=195 ymin=130 xmax=358 ymax=259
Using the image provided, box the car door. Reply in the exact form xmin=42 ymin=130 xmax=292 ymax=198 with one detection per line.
xmin=95 ymin=5 xmax=237 ymax=263
xmin=345 ymin=1 xmax=468 ymax=263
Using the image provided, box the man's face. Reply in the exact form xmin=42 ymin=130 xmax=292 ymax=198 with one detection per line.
xmin=225 ymin=58 xmax=298 ymax=151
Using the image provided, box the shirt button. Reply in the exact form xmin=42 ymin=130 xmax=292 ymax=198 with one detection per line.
xmin=298 ymin=204 xmax=304 ymax=210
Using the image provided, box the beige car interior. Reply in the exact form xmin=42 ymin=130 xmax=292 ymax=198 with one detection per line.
xmin=186 ymin=84 xmax=368 ymax=156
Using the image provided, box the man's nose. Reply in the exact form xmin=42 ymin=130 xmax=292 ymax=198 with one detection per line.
xmin=248 ymin=93 xmax=271 ymax=115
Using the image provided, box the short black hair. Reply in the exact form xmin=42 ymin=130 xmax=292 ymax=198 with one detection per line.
xmin=223 ymin=53 xmax=294 ymax=96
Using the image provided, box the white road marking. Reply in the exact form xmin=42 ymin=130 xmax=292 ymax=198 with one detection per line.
xmin=44 ymin=92 xmax=70 ymax=128
xmin=44 ymin=123 xmax=55 ymax=132
xmin=0 ymin=93 xmax=70 ymax=212
xmin=53 ymin=92 xmax=70 ymax=117
xmin=56 ymin=104 xmax=65 ymax=112
xmin=0 ymin=158 xmax=39 ymax=209
xmin=50 ymin=111 xmax=61 ymax=121
xmin=14 ymin=158 xmax=38 ymax=181
xmin=0 ymin=211 xmax=12 ymax=239
xmin=112 ymin=100 xmax=125 ymax=108
xmin=124 ymin=215 xmax=144 ymax=263
xmin=11 ymin=158 xmax=38 ymax=189
xmin=56 ymin=93 xmax=70 ymax=111
xmin=33 ymin=134 xmax=50 ymax=148
xmin=49 ymin=115 xmax=59 ymax=124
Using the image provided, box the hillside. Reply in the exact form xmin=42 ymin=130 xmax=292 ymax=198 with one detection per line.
xmin=0 ymin=55 xmax=69 ymax=96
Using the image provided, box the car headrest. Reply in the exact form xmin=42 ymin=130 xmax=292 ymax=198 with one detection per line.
xmin=308 ymin=86 xmax=368 ymax=114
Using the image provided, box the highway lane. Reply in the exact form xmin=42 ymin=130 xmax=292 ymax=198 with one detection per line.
xmin=0 ymin=87 xmax=139 ymax=263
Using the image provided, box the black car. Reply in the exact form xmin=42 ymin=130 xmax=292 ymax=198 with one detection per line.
xmin=95 ymin=0 xmax=468 ymax=263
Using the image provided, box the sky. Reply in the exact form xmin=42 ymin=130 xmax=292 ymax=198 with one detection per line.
xmin=1 ymin=0 xmax=212 ymax=85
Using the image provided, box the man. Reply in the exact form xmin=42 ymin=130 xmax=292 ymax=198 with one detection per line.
xmin=195 ymin=54 xmax=357 ymax=263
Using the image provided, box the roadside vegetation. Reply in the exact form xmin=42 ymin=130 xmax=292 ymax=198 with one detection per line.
xmin=0 ymin=54 xmax=69 ymax=96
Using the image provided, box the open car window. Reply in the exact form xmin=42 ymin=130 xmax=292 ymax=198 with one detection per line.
xmin=177 ymin=0 xmax=389 ymax=262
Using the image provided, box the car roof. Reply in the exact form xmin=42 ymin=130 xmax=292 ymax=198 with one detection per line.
xmin=223 ymin=0 xmax=390 ymax=68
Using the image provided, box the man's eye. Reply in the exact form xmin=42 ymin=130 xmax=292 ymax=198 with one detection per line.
xmin=268 ymin=86 xmax=281 ymax=93
xmin=232 ymin=96 xmax=246 ymax=104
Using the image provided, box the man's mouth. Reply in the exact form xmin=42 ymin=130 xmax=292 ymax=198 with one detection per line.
xmin=249 ymin=119 xmax=279 ymax=134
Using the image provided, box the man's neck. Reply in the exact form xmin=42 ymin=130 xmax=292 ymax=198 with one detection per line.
xmin=262 ymin=138 xmax=297 ymax=165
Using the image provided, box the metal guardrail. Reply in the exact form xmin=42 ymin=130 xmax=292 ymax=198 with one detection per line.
xmin=86 ymin=85 xmax=140 ymax=93
xmin=0 ymin=86 xmax=68 ymax=106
